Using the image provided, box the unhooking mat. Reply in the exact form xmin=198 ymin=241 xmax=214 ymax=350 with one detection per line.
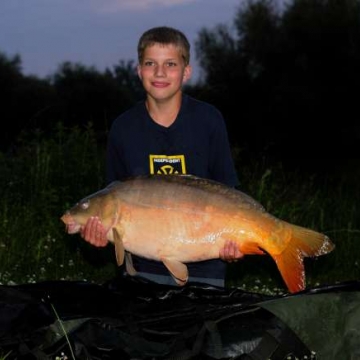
xmin=0 ymin=276 xmax=359 ymax=360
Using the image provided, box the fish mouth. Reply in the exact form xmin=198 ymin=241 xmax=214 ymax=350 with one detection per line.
xmin=65 ymin=222 xmax=81 ymax=234
xmin=61 ymin=214 xmax=81 ymax=234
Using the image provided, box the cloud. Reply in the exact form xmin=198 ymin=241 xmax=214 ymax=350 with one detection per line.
xmin=94 ymin=0 xmax=197 ymax=13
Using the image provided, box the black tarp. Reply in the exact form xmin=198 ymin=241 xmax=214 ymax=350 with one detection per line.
xmin=0 ymin=276 xmax=359 ymax=359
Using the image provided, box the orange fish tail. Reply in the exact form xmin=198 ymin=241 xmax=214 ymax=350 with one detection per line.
xmin=273 ymin=223 xmax=335 ymax=293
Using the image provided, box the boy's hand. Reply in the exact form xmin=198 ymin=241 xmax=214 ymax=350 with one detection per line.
xmin=80 ymin=216 xmax=108 ymax=247
xmin=219 ymin=240 xmax=244 ymax=262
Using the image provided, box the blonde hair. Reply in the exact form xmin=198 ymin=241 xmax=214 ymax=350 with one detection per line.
xmin=137 ymin=26 xmax=190 ymax=65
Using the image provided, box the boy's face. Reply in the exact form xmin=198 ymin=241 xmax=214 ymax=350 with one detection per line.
xmin=137 ymin=43 xmax=192 ymax=101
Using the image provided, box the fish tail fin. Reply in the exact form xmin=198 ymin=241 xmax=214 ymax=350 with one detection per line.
xmin=273 ymin=223 xmax=335 ymax=293
xmin=287 ymin=223 xmax=335 ymax=258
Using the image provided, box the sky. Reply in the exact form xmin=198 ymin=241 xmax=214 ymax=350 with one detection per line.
xmin=0 ymin=0 xmax=257 ymax=83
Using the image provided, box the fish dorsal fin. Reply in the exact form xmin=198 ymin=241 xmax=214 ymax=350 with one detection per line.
xmin=113 ymin=228 xmax=125 ymax=266
xmin=161 ymin=258 xmax=188 ymax=286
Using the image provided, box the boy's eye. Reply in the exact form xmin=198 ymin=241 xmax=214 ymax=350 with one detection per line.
xmin=144 ymin=61 xmax=154 ymax=67
xmin=142 ymin=61 xmax=177 ymax=67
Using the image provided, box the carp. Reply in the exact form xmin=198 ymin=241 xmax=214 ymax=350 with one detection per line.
xmin=60 ymin=174 xmax=335 ymax=293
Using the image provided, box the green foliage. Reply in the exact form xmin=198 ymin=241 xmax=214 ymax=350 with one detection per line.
xmin=195 ymin=0 xmax=360 ymax=159
xmin=0 ymin=351 xmax=11 ymax=360
xmin=0 ymin=124 xmax=116 ymax=285
xmin=51 ymin=61 xmax=140 ymax=132
xmin=227 ymin=157 xmax=360 ymax=291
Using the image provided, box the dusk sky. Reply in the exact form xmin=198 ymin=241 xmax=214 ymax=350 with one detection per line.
xmin=0 ymin=0 xmax=274 ymax=82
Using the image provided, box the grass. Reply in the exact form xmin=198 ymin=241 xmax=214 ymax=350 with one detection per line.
xmin=0 ymin=123 xmax=116 ymax=285
xmin=0 ymin=123 xmax=359 ymax=296
xmin=227 ymin=157 xmax=360 ymax=292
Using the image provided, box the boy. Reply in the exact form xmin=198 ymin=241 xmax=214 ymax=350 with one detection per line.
xmin=81 ymin=26 xmax=243 ymax=287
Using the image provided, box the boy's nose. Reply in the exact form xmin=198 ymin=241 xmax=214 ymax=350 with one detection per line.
xmin=155 ymin=65 xmax=166 ymax=76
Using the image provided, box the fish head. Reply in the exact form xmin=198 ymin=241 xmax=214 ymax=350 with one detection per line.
xmin=60 ymin=184 xmax=119 ymax=235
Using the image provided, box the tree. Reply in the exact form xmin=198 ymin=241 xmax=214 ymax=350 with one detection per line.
xmin=195 ymin=0 xmax=281 ymax=156
xmin=194 ymin=0 xmax=360 ymax=163
xmin=0 ymin=52 xmax=56 ymax=152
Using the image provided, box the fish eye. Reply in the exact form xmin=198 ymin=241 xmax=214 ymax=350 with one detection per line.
xmin=80 ymin=200 xmax=90 ymax=210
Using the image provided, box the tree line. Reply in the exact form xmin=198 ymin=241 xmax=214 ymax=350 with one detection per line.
xmin=1 ymin=0 xmax=360 ymax=173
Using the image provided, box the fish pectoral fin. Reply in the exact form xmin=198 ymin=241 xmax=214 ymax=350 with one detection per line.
xmin=125 ymin=251 xmax=137 ymax=276
xmin=239 ymin=242 xmax=266 ymax=255
xmin=162 ymin=258 xmax=188 ymax=286
xmin=112 ymin=228 xmax=125 ymax=266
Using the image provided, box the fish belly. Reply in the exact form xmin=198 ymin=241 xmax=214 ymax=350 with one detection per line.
xmin=117 ymin=202 xmax=263 ymax=263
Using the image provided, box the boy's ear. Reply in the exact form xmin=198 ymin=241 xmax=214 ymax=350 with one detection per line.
xmin=183 ymin=65 xmax=192 ymax=82
xmin=137 ymin=64 xmax=142 ymax=80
